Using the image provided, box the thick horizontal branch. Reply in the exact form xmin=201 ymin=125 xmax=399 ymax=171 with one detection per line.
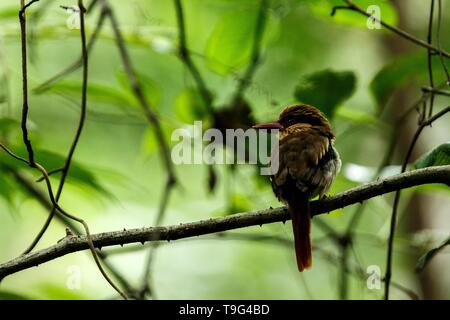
xmin=1 ymin=166 xmax=449 ymax=280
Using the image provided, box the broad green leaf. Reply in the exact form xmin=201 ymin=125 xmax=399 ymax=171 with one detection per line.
xmin=0 ymin=290 xmax=28 ymax=300
xmin=0 ymin=7 xmax=18 ymax=21
xmin=0 ymin=146 xmax=110 ymax=197
xmin=415 ymin=183 xmax=450 ymax=195
xmin=35 ymin=149 xmax=110 ymax=196
xmin=335 ymin=106 xmax=385 ymax=128
xmin=141 ymin=121 xmax=176 ymax=155
xmin=415 ymin=143 xmax=450 ymax=169
xmin=370 ymin=52 xmax=447 ymax=107
xmin=294 ymin=69 xmax=356 ymax=118
xmin=227 ymin=193 xmax=252 ymax=215
xmin=0 ymin=173 xmax=16 ymax=205
xmin=0 ymin=117 xmax=20 ymax=136
xmin=205 ymin=7 xmax=275 ymax=75
xmin=416 ymin=235 xmax=450 ymax=271
xmin=0 ymin=75 xmax=8 ymax=103
xmin=308 ymin=0 xmax=398 ymax=28
xmin=174 ymin=87 xmax=208 ymax=123
xmin=41 ymin=81 xmax=135 ymax=110
xmin=116 ymin=71 xmax=161 ymax=108
xmin=205 ymin=11 xmax=257 ymax=75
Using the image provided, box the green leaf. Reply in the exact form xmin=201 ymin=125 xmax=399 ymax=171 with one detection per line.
xmin=308 ymin=0 xmax=398 ymax=28
xmin=36 ymin=149 xmax=110 ymax=196
xmin=294 ymin=69 xmax=356 ymax=118
xmin=335 ymin=106 xmax=385 ymax=128
xmin=0 ymin=7 xmax=19 ymax=21
xmin=415 ymin=183 xmax=450 ymax=195
xmin=116 ymin=71 xmax=161 ymax=108
xmin=416 ymin=235 xmax=450 ymax=272
xmin=174 ymin=87 xmax=208 ymax=123
xmin=227 ymin=193 xmax=252 ymax=215
xmin=415 ymin=143 xmax=450 ymax=169
xmin=370 ymin=52 xmax=447 ymax=108
xmin=0 ymin=290 xmax=29 ymax=300
xmin=0 ymin=146 xmax=110 ymax=197
xmin=141 ymin=122 xmax=176 ymax=155
xmin=0 ymin=173 xmax=16 ymax=205
xmin=205 ymin=6 xmax=277 ymax=75
xmin=41 ymin=81 xmax=135 ymax=110
xmin=0 ymin=117 xmax=20 ymax=136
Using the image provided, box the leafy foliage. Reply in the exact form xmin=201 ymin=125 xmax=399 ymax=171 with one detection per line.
xmin=174 ymin=87 xmax=208 ymax=123
xmin=116 ymin=71 xmax=161 ymax=108
xmin=415 ymin=143 xmax=450 ymax=169
xmin=205 ymin=10 xmax=260 ymax=75
xmin=370 ymin=52 xmax=448 ymax=107
xmin=308 ymin=0 xmax=398 ymax=28
xmin=0 ymin=290 xmax=28 ymax=300
xmin=294 ymin=69 xmax=356 ymax=118
xmin=41 ymin=81 xmax=135 ymax=110
xmin=0 ymin=118 xmax=20 ymax=136
xmin=416 ymin=235 xmax=450 ymax=271
xmin=0 ymin=146 xmax=110 ymax=197
xmin=204 ymin=6 xmax=278 ymax=75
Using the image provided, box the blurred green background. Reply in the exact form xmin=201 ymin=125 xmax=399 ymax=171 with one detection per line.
xmin=0 ymin=0 xmax=449 ymax=299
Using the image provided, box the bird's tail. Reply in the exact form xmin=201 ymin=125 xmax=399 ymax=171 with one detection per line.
xmin=287 ymin=193 xmax=312 ymax=272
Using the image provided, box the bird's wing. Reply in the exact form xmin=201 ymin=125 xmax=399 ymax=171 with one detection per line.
xmin=272 ymin=125 xmax=330 ymax=195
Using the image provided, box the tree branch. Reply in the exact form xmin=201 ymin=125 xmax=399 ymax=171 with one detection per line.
xmin=100 ymin=0 xmax=176 ymax=186
xmin=8 ymin=167 xmax=137 ymax=297
xmin=33 ymin=6 xmax=107 ymax=94
xmin=332 ymin=0 xmax=450 ymax=59
xmin=1 ymin=166 xmax=448 ymax=280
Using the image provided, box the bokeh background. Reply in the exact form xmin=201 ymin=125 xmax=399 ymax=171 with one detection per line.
xmin=0 ymin=0 xmax=449 ymax=299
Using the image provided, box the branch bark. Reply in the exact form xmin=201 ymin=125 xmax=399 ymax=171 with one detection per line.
xmin=1 ymin=166 xmax=448 ymax=280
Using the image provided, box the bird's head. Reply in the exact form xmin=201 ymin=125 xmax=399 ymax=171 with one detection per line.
xmin=252 ymin=104 xmax=332 ymax=133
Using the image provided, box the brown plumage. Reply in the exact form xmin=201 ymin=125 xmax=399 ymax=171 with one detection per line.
xmin=253 ymin=104 xmax=341 ymax=272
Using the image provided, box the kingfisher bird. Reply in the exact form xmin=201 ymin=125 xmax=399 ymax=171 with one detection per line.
xmin=253 ymin=104 xmax=341 ymax=271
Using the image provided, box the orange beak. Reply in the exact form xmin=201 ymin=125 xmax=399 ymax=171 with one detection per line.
xmin=252 ymin=121 xmax=282 ymax=130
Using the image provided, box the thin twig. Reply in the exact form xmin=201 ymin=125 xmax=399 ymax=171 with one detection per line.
xmin=421 ymin=86 xmax=450 ymax=97
xmin=99 ymin=232 xmax=420 ymax=300
xmin=426 ymin=0 xmax=435 ymax=119
xmin=9 ymin=167 xmax=137 ymax=297
xmin=98 ymin=0 xmax=177 ymax=299
xmin=416 ymin=235 xmax=450 ymax=272
xmin=101 ymin=0 xmax=176 ymax=185
xmin=13 ymin=0 xmax=128 ymax=299
xmin=337 ymin=112 xmax=399 ymax=299
xmin=0 ymin=141 xmax=127 ymax=298
xmin=23 ymin=0 xmax=92 ymax=254
xmin=19 ymin=0 xmax=40 ymax=166
xmin=35 ymin=167 xmax=64 ymax=182
xmin=230 ymin=0 xmax=268 ymax=105
xmin=34 ymin=7 xmax=107 ymax=94
xmin=436 ymin=0 xmax=450 ymax=83
xmin=384 ymin=106 xmax=450 ymax=300
xmin=395 ymin=82 xmax=447 ymax=125
xmin=138 ymin=177 xmax=175 ymax=299
xmin=173 ymin=0 xmax=214 ymax=115
xmin=332 ymin=0 xmax=450 ymax=59
xmin=34 ymin=159 xmax=127 ymax=299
